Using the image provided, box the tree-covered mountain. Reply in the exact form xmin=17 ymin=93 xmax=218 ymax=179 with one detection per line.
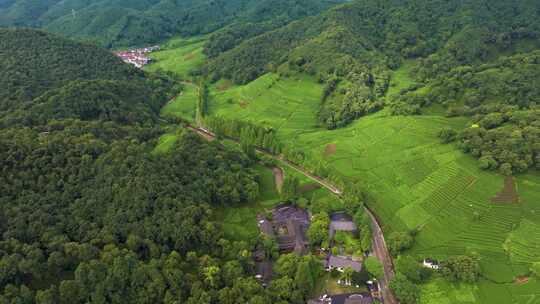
xmin=0 ymin=28 xmax=140 ymax=111
xmin=205 ymin=0 xmax=540 ymax=129
xmin=0 ymin=28 xmax=180 ymax=126
xmin=0 ymin=0 xmax=344 ymax=47
xmin=0 ymin=27 xmax=327 ymax=304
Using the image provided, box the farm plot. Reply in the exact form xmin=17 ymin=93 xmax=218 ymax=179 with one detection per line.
xmin=161 ymin=84 xmax=198 ymax=122
xmin=419 ymin=278 xmax=478 ymax=304
xmin=144 ymin=36 xmax=206 ymax=78
xmin=492 ymin=176 xmax=520 ymax=204
xmin=505 ymin=219 xmax=540 ymax=264
xmin=209 ymin=73 xmax=323 ymax=139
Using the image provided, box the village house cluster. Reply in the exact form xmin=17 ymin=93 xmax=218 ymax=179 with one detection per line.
xmin=256 ymin=206 xmax=382 ymax=303
xmin=114 ymin=45 xmax=160 ymax=68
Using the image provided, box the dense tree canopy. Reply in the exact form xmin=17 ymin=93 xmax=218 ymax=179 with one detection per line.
xmin=0 ymin=0 xmax=344 ymax=48
xmin=0 ymin=28 xmax=144 ymax=113
xmin=441 ymin=255 xmax=481 ymax=283
xmin=0 ymin=28 xmax=297 ymax=303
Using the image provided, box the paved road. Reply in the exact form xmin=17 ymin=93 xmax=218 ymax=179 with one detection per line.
xmin=366 ymin=209 xmax=398 ymax=304
xmin=189 ymin=125 xmax=398 ymax=304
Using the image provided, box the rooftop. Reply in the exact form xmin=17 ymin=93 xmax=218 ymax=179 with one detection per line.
xmin=258 ymin=204 xmax=310 ymax=254
xmin=329 ymin=212 xmax=358 ymax=240
xmin=326 ymin=255 xmax=363 ymax=272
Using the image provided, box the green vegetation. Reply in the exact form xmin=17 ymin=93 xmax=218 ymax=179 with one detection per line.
xmin=144 ymin=36 xmax=207 ymax=79
xmin=160 ymin=83 xmax=198 ymax=122
xmin=155 ymin=52 xmax=540 ymax=302
xmin=216 ymin=165 xmax=281 ymax=242
xmin=152 ymin=25 xmax=540 ymax=295
xmin=152 ymin=132 xmax=180 ymax=155
xmin=333 ymin=231 xmax=362 ymax=256
xmin=441 ymin=256 xmax=481 ymax=283
xmin=0 ymin=28 xmax=329 ymax=304
xmin=364 ymin=257 xmax=384 ymax=280
xmin=395 ymin=51 xmax=540 ymax=174
xmin=312 ymin=272 xmax=367 ymax=297
xmin=388 ymin=232 xmax=415 ymax=256
xmin=0 ymin=28 xmax=143 ymax=113
xmin=272 ymin=253 xmax=324 ymax=302
xmin=390 ymin=274 xmax=421 ymax=304
xmin=205 ymin=0 xmax=540 ymax=129
xmin=1 ymin=0 xmax=344 ymax=48
xmin=4 ymin=0 xmax=540 ymax=303
xmin=159 ymin=53 xmax=539 ymax=302
xmin=395 ymin=256 xmax=432 ymax=284
xmin=307 ymin=212 xmax=330 ymax=248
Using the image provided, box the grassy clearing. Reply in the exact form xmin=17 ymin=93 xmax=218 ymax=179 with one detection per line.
xmin=386 ymin=60 xmax=417 ymax=99
xmin=144 ymin=36 xmax=206 ymax=78
xmin=215 ymin=165 xmax=281 ymax=242
xmin=152 ymin=133 xmax=179 ymax=155
xmin=312 ymin=272 xmax=368 ymax=298
xmin=161 ymin=83 xmax=198 ymax=122
xmin=152 ymin=38 xmax=540 ymax=303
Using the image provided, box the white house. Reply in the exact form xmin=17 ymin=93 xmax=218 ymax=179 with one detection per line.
xmin=422 ymin=258 xmax=440 ymax=270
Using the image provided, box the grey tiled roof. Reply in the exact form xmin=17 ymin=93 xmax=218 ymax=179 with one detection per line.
xmin=326 ymin=255 xmax=362 ymax=272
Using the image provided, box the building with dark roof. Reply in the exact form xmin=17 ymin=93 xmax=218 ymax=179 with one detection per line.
xmin=326 ymin=255 xmax=363 ymax=272
xmin=329 ymin=212 xmax=358 ymax=240
xmin=257 ymin=204 xmax=310 ymax=254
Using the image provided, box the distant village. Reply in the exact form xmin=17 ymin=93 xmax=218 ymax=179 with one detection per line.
xmin=114 ymin=45 xmax=160 ymax=68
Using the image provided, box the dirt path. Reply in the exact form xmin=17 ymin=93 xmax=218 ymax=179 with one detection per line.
xmin=187 ymin=125 xmax=214 ymax=142
xmin=272 ymin=167 xmax=284 ymax=193
xmin=188 ymin=125 xmax=398 ymax=304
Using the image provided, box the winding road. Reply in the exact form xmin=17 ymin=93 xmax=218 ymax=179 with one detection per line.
xmin=187 ymin=125 xmax=399 ymax=304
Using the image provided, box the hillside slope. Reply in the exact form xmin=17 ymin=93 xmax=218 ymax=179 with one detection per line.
xmin=0 ymin=27 xmax=280 ymax=304
xmin=206 ymin=0 xmax=540 ymax=129
xmin=0 ymin=28 xmax=177 ymax=125
xmin=0 ymin=0 xmax=344 ymax=47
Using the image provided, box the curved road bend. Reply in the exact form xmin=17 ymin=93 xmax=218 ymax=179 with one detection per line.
xmin=188 ymin=125 xmax=398 ymax=304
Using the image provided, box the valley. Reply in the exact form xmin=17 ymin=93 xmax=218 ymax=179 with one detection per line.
xmin=2 ymin=1 xmax=540 ymax=303
xmin=146 ymin=35 xmax=540 ymax=304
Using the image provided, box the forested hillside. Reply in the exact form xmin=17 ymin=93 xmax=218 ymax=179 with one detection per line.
xmin=205 ymin=0 xmax=540 ymax=129
xmin=0 ymin=29 xmax=296 ymax=303
xmin=0 ymin=0 xmax=343 ymax=47
xmin=0 ymin=28 xmax=183 ymax=127
xmin=0 ymin=29 xmax=141 ymax=112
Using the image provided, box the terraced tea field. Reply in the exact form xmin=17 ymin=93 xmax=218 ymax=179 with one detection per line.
xmin=148 ymin=38 xmax=540 ymax=304
xmin=203 ymin=73 xmax=540 ymax=303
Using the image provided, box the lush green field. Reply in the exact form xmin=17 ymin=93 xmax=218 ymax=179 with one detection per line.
xmin=144 ymin=36 xmax=206 ymax=79
xmin=215 ymin=164 xmax=281 ymax=242
xmin=161 ymin=83 xmax=198 ymax=122
xmin=208 ymin=75 xmax=540 ymax=303
xmin=152 ymin=132 xmax=179 ymax=155
xmin=151 ymin=38 xmax=540 ymax=304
